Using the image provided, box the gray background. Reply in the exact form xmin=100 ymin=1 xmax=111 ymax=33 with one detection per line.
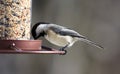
xmin=0 ymin=0 xmax=120 ymax=74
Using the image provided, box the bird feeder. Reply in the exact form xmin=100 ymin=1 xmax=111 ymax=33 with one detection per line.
xmin=0 ymin=0 xmax=65 ymax=54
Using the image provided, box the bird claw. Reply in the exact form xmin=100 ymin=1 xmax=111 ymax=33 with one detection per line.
xmin=59 ymin=50 xmax=67 ymax=55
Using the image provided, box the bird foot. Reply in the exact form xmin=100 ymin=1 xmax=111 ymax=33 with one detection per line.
xmin=59 ymin=50 xmax=67 ymax=55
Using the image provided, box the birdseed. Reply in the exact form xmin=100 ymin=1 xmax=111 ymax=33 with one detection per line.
xmin=0 ymin=0 xmax=31 ymax=40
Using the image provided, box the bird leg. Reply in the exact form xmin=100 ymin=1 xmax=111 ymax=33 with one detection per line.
xmin=60 ymin=44 xmax=69 ymax=51
xmin=59 ymin=43 xmax=69 ymax=55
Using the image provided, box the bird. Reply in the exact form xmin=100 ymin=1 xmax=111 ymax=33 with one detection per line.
xmin=31 ymin=22 xmax=104 ymax=54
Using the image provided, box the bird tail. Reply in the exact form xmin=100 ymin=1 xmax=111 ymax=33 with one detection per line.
xmin=79 ymin=38 xmax=104 ymax=49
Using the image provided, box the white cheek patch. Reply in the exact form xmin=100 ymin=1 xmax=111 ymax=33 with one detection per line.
xmin=36 ymin=24 xmax=47 ymax=36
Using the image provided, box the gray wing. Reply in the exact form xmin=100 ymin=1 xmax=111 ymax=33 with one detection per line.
xmin=49 ymin=25 xmax=85 ymax=38
xmin=60 ymin=28 xmax=85 ymax=38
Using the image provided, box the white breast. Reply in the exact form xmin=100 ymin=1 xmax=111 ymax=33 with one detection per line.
xmin=45 ymin=30 xmax=77 ymax=47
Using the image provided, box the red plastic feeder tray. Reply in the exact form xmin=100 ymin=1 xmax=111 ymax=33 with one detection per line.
xmin=0 ymin=40 xmax=65 ymax=54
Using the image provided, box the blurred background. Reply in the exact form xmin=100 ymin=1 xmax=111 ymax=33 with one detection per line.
xmin=0 ymin=0 xmax=120 ymax=74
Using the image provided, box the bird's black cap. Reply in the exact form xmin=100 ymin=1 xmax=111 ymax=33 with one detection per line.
xmin=31 ymin=22 xmax=50 ymax=39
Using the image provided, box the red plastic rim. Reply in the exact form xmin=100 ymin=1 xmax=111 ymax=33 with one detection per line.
xmin=0 ymin=40 xmax=42 ymax=51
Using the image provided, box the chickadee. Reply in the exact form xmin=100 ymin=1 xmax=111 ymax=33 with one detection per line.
xmin=31 ymin=22 xmax=103 ymax=54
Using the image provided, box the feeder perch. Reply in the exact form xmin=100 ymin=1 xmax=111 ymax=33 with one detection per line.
xmin=0 ymin=0 xmax=65 ymax=54
xmin=0 ymin=40 xmax=65 ymax=54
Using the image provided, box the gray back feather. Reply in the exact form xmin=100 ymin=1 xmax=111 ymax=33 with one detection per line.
xmin=48 ymin=24 xmax=85 ymax=38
